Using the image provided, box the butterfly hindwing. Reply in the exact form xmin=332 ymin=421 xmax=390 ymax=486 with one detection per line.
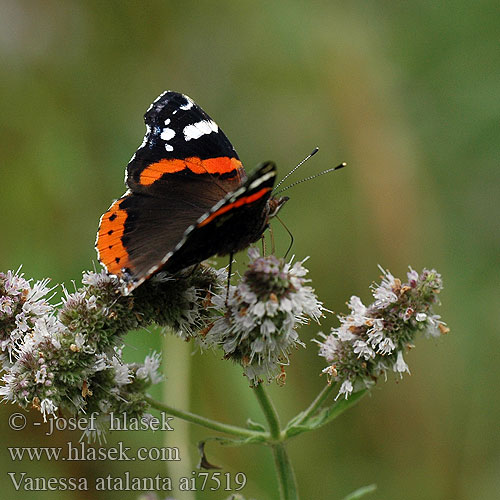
xmin=164 ymin=162 xmax=277 ymax=274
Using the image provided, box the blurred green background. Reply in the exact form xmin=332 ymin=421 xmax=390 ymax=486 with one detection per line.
xmin=1 ymin=1 xmax=499 ymax=499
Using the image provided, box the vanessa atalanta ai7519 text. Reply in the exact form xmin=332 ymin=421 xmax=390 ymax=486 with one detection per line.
xmin=96 ymin=91 xmax=288 ymax=294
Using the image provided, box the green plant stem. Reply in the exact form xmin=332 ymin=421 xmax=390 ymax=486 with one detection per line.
xmin=290 ymin=382 xmax=336 ymax=427
xmin=272 ymin=443 xmax=300 ymax=500
xmin=162 ymin=333 xmax=194 ymax=500
xmin=253 ymin=383 xmax=281 ymax=439
xmin=253 ymin=384 xmax=299 ymax=500
xmin=146 ymin=396 xmax=265 ymax=439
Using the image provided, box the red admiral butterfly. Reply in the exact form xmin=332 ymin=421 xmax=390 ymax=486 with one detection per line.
xmin=96 ymin=91 xmax=287 ymax=294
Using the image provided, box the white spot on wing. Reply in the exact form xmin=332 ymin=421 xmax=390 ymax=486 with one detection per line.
xmin=160 ymin=119 xmax=175 ymax=152
xmin=160 ymin=128 xmax=175 ymax=140
xmin=183 ymin=120 xmax=218 ymax=141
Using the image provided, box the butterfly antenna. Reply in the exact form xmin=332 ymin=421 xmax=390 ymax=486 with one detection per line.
xmin=274 ymin=162 xmax=347 ymax=195
xmin=273 ymin=147 xmax=319 ymax=193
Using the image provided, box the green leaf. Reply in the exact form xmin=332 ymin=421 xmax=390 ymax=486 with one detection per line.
xmin=309 ymin=390 xmax=367 ymax=427
xmin=341 ymin=484 xmax=377 ymax=500
xmin=201 ymin=434 xmax=268 ymax=449
xmin=226 ymin=434 xmax=268 ymax=446
xmin=286 ymin=411 xmax=306 ymax=428
xmin=246 ymin=418 xmax=266 ymax=431
xmin=284 ymin=423 xmax=311 ymax=438
xmin=285 ymin=390 xmax=368 ymax=438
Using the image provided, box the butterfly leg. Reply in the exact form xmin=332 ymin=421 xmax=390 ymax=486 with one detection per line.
xmin=269 ymin=224 xmax=276 ymax=254
xmin=261 ymin=234 xmax=266 ymax=256
xmin=275 ymin=215 xmax=294 ymax=259
xmin=225 ymin=252 xmax=234 ymax=306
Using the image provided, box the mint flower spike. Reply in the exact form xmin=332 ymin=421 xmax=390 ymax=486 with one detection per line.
xmin=0 ymin=265 xmax=221 ymax=425
xmin=206 ymin=248 xmax=325 ymax=385
xmin=316 ymin=266 xmax=448 ymax=400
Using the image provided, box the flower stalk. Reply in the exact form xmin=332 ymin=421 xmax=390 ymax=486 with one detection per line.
xmin=253 ymin=384 xmax=299 ymax=500
xmin=253 ymin=384 xmax=282 ymax=440
xmin=271 ymin=443 xmax=300 ymax=500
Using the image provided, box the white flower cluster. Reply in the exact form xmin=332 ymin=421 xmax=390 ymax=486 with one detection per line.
xmin=0 ymin=269 xmax=163 ymax=423
xmin=90 ymin=348 xmax=163 ymax=416
xmin=173 ymin=285 xmax=212 ymax=341
xmin=316 ymin=266 xmax=448 ymax=400
xmin=206 ymin=249 xmax=324 ymax=385
xmin=0 ymin=315 xmax=65 ymax=421
xmin=0 ymin=269 xmax=53 ymax=366
xmin=136 ymin=351 xmax=163 ymax=385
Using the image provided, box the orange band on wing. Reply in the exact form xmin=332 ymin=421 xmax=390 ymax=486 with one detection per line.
xmin=139 ymin=157 xmax=243 ymax=186
xmin=198 ymin=187 xmax=271 ymax=227
xmin=96 ymin=199 xmax=131 ymax=275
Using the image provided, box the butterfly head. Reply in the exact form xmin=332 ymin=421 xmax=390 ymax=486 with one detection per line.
xmin=268 ymin=195 xmax=289 ymax=218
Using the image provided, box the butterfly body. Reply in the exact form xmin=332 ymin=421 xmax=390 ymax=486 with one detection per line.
xmin=96 ymin=91 xmax=285 ymax=293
